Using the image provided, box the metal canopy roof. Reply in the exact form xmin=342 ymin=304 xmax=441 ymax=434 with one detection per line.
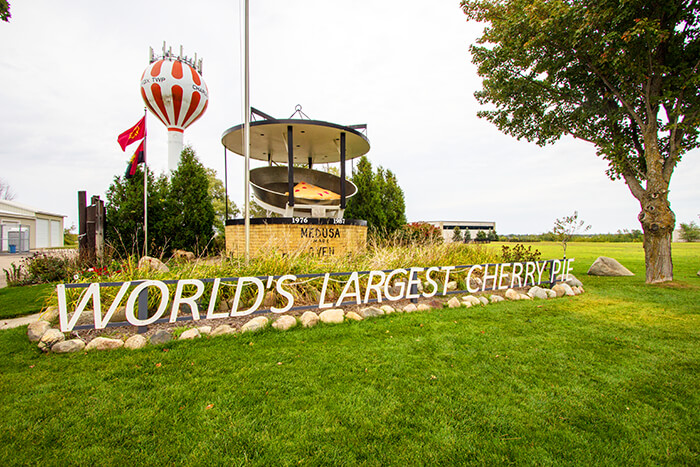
xmin=221 ymin=119 xmax=370 ymax=164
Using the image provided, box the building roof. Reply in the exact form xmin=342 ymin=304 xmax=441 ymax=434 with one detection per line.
xmin=0 ymin=199 xmax=66 ymax=219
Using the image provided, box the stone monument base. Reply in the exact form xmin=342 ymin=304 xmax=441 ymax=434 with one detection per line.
xmin=225 ymin=218 xmax=367 ymax=257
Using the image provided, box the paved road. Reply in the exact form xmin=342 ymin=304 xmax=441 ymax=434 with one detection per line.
xmin=0 ymin=253 xmax=30 ymax=288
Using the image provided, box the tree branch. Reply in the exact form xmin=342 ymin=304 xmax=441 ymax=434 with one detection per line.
xmin=587 ymin=63 xmax=646 ymax=130
xmin=621 ymin=170 xmax=646 ymax=202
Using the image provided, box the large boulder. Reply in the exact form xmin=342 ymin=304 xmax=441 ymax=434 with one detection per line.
xmin=27 ymin=320 xmax=51 ymax=342
xmin=587 ymin=257 xmax=634 ymax=276
xmin=137 ymin=256 xmax=169 ymax=273
xmin=52 ymin=338 xmax=86 ymax=354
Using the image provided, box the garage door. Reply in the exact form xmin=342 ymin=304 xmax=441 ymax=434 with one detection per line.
xmin=36 ymin=219 xmax=49 ymax=248
xmin=50 ymin=220 xmax=62 ymax=247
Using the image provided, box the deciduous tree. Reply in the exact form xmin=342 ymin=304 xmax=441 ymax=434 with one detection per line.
xmin=462 ymin=0 xmax=700 ymax=283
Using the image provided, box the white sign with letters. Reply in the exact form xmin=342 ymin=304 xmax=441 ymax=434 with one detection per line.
xmin=57 ymin=259 xmax=574 ymax=332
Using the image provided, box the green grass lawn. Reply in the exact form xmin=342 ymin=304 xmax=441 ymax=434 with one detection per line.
xmin=0 ymin=283 xmax=54 ymax=320
xmin=0 ymin=243 xmax=698 ymax=465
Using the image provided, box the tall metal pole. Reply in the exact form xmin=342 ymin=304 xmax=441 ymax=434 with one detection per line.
xmin=143 ymin=108 xmax=148 ymax=257
xmin=243 ymin=0 xmax=251 ymax=261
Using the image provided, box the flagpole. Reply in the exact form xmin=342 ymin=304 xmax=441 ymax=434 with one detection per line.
xmin=243 ymin=0 xmax=251 ymax=262
xmin=143 ymin=108 xmax=148 ymax=257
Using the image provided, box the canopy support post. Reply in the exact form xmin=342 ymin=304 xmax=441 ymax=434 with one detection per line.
xmin=340 ymin=132 xmax=347 ymax=209
xmin=287 ymin=125 xmax=295 ymax=208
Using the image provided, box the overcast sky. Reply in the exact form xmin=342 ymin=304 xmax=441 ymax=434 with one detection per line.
xmin=1 ymin=0 xmax=698 ymax=234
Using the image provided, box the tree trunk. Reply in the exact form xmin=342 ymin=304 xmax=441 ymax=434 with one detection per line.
xmin=638 ymin=191 xmax=675 ymax=284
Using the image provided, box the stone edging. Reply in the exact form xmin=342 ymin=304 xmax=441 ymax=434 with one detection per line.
xmin=27 ymin=278 xmax=585 ymax=355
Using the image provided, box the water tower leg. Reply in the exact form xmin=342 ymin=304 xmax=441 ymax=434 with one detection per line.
xmin=168 ymin=129 xmax=184 ymax=172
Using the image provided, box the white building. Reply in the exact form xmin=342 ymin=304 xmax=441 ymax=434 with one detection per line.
xmin=0 ymin=200 xmax=65 ymax=253
xmin=425 ymin=220 xmax=497 ymax=243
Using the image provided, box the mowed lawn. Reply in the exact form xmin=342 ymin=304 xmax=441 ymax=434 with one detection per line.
xmin=0 ymin=243 xmax=698 ymax=465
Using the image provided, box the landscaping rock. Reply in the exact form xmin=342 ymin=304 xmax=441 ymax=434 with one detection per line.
xmin=241 ymin=316 xmax=269 ymax=333
xmin=27 ymin=320 xmax=51 ymax=342
xmin=319 ymin=309 xmax=344 ymax=324
xmin=505 ymin=289 xmax=520 ymax=300
xmin=217 ymin=299 xmax=229 ymax=313
xmin=39 ymin=329 xmax=65 ymax=351
xmin=519 ymin=294 xmax=531 ymax=300
xmin=172 ymin=249 xmax=195 ymax=261
xmin=468 ymin=277 xmax=483 ymax=290
xmin=447 ymin=281 xmax=457 ymax=291
xmin=416 ymin=304 xmax=431 ymax=311
xmin=462 ymin=295 xmax=481 ymax=306
xmin=300 ymin=311 xmax=319 ymax=328
xmin=527 ymin=286 xmax=548 ymax=300
xmin=124 ymin=334 xmax=148 ymax=350
xmin=52 ymin=338 xmax=85 ymax=354
xmin=552 ymin=283 xmax=575 ymax=297
xmin=545 ymin=289 xmax=557 ymax=299
xmin=41 ymin=306 xmax=59 ymax=324
xmin=403 ymin=303 xmax=418 ymax=313
xmin=490 ymin=295 xmax=505 ymax=303
xmin=587 ymin=256 xmax=634 ymax=276
xmin=211 ymin=324 xmax=236 ymax=336
xmin=447 ymin=297 xmax=461 ymax=308
xmin=478 ymin=296 xmax=489 ymax=306
xmin=86 ymin=337 xmax=124 ymax=351
xmin=345 ymin=312 xmax=363 ymax=322
xmin=460 ymin=301 xmax=473 ymax=308
xmin=197 ymin=326 xmax=212 ymax=335
xmin=179 ymin=328 xmax=201 ymax=340
xmin=558 ymin=274 xmax=583 ymax=287
xmin=77 ymin=305 xmax=127 ymax=326
xmin=380 ymin=305 xmax=396 ymax=314
xmin=272 ymin=315 xmax=297 ymax=331
xmin=137 ymin=255 xmax=169 ymax=273
xmin=150 ymin=329 xmax=173 ymax=345
xmin=359 ymin=307 xmax=384 ymax=319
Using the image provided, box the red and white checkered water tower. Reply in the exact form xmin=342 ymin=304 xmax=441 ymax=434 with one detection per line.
xmin=140 ymin=43 xmax=209 ymax=172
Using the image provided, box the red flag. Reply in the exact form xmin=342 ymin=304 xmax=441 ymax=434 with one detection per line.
xmin=117 ymin=116 xmax=146 ymax=151
xmin=125 ymin=140 xmax=146 ymax=179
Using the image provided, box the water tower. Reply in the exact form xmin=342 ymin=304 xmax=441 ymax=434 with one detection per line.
xmin=140 ymin=43 xmax=209 ymax=172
